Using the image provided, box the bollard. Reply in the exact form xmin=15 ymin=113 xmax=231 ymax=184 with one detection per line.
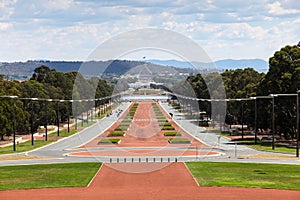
xmin=154 ymin=157 xmax=155 ymax=162
xmin=139 ymin=157 xmax=141 ymax=162
xmin=110 ymin=158 xmax=112 ymax=163
xmin=168 ymin=157 xmax=170 ymax=162
xmin=132 ymin=157 xmax=134 ymax=162
xmin=124 ymin=158 xmax=126 ymax=163
xmin=161 ymin=157 xmax=163 ymax=162
xmin=117 ymin=158 xmax=119 ymax=163
xmin=146 ymin=157 xmax=148 ymax=162
xmin=175 ymin=157 xmax=177 ymax=162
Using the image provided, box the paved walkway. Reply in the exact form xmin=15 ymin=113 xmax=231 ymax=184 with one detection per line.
xmin=1 ymin=162 xmax=299 ymax=200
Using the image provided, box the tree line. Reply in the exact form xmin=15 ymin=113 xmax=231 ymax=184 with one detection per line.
xmin=0 ymin=65 xmax=113 ymax=141
xmin=183 ymin=44 xmax=300 ymax=140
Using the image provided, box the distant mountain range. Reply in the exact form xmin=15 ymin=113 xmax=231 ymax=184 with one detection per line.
xmin=145 ymin=59 xmax=269 ymax=73
xmin=0 ymin=58 xmax=268 ymax=80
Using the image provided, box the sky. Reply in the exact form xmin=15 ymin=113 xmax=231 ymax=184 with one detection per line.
xmin=0 ymin=0 xmax=299 ymax=62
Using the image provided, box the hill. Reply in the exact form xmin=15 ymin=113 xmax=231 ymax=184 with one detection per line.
xmin=146 ymin=59 xmax=269 ymax=73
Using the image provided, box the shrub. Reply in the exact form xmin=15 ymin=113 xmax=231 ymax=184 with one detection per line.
xmin=98 ymin=138 xmax=121 ymax=144
xmin=164 ymin=132 xmax=182 ymax=136
xmin=108 ymin=132 xmax=126 ymax=137
xmin=198 ymin=121 xmax=209 ymax=127
xmin=168 ymin=138 xmax=190 ymax=144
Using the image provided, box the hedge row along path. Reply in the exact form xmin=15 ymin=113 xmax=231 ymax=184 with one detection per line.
xmin=1 ymin=162 xmax=299 ymax=200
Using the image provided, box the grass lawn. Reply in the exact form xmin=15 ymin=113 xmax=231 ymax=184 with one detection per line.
xmin=0 ymin=162 xmax=101 ymax=190
xmin=186 ymin=162 xmax=300 ymax=190
xmin=235 ymin=140 xmax=296 ymax=154
xmin=48 ymin=129 xmax=78 ymax=137
xmin=0 ymin=140 xmax=54 ymax=155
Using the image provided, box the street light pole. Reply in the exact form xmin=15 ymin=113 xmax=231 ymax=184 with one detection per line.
xmin=56 ymin=100 xmax=60 ymax=136
xmin=12 ymin=97 xmax=17 ymax=151
xmin=250 ymin=97 xmax=258 ymax=144
xmin=31 ymin=99 xmax=34 ymax=146
xmin=45 ymin=100 xmax=48 ymax=141
xmin=241 ymin=101 xmax=244 ymax=140
xmin=271 ymin=95 xmax=275 ymax=150
xmin=296 ymin=90 xmax=299 ymax=157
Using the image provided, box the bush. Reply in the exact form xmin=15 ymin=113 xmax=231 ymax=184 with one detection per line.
xmin=108 ymin=132 xmax=126 ymax=137
xmin=98 ymin=138 xmax=121 ymax=144
xmin=198 ymin=121 xmax=209 ymax=127
xmin=168 ymin=138 xmax=190 ymax=144
xmin=164 ymin=132 xmax=182 ymax=136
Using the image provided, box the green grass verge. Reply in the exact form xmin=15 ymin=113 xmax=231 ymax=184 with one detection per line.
xmin=164 ymin=132 xmax=182 ymax=136
xmin=0 ymin=162 xmax=101 ymax=191
xmin=48 ymin=129 xmax=78 ymax=137
xmin=186 ymin=162 xmax=300 ymax=190
xmin=98 ymin=138 xmax=121 ymax=144
xmin=0 ymin=140 xmax=54 ymax=155
xmin=108 ymin=132 xmax=126 ymax=137
xmin=238 ymin=140 xmax=296 ymax=154
xmin=168 ymin=138 xmax=190 ymax=144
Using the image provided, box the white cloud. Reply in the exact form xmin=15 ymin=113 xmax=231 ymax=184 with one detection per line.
xmin=0 ymin=22 xmax=12 ymax=30
xmin=0 ymin=0 xmax=16 ymax=20
xmin=40 ymin=0 xmax=74 ymax=11
xmin=0 ymin=0 xmax=299 ymax=61
xmin=267 ymin=1 xmax=300 ymax=15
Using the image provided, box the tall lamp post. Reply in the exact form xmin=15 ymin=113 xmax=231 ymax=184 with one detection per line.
xmin=270 ymin=93 xmax=298 ymax=152
xmin=45 ymin=99 xmax=53 ymax=141
xmin=297 ymin=90 xmax=299 ymax=157
xmin=12 ymin=96 xmax=17 ymax=151
xmin=250 ymin=96 xmax=273 ymax=145
xmin=56 ymin=100 xmax=60 ymax=136
xmin=277 ymin=93 xmax=299 ymax=157
xmin=30 ymin=98 xmax=38 ymax=145
xmin=270 ymin=95 xmax=275 ymax=150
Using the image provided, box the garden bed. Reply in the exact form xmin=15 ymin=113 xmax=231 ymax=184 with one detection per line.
xmin=98 ymin=138 xmax=121 ymax=144
xmin=108 ymin=132 xmax=126 ymax=137
xmin=164 ymin=132 xmax=182 ymax=136
xmin=168 ymin=138 xmax=191 ymax=144
xmin=161 ymin=125 xmax=175 ymax=130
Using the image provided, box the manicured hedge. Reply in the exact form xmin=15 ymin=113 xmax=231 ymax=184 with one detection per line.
xmin=161 ymin=125 xmax=175 ymax=130
xmin=168 ymin=138 xmax=191 ymax=144
xmin=108 ymin=132 xmax=126 ymax=137
xmin=164 ymin=132 xmax=182 ymax=136
xmin=159 ymin=122 xmax=172 ymax=126
xmin=98 ymin=138 xmax=121 ymax=144
xmin=115 ymin=125 xmax=129 ymax=131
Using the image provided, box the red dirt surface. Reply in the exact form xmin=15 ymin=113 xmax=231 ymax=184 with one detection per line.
xmin=1 ymin=162 xmax=299 ymax=200
xmin=78 ymin=101 xmax=207 ymax=149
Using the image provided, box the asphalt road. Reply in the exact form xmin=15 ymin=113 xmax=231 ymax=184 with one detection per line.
xmin=0 ymin=101 xmax=299 ymax=166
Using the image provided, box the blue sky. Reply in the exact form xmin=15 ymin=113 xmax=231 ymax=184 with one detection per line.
xmin=0 ymin=0 xmax=299 ymax=62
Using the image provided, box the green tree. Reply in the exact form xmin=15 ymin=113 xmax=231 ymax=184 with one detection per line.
xmin=258 ymin=45 xmax=300 ymax=139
